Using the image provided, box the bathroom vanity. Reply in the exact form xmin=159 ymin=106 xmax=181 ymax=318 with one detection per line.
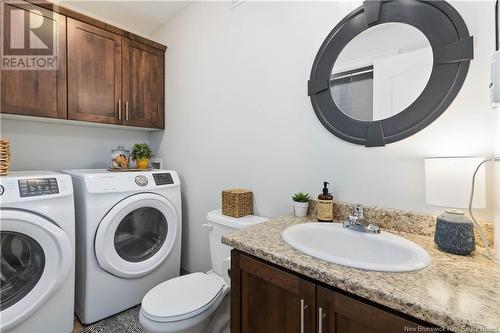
xmin=223 ymin=216 xmax=500 ymax=333
xmin=230 ymin=251 xmax=428 ymax=333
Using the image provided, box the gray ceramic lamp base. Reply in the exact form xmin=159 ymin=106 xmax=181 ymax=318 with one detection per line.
xmin=434 ymin=210 xmax=475 ymax=255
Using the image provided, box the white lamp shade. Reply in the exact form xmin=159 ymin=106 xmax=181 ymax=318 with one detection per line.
xmin=424 ymin=157 xmax=486 ymax=209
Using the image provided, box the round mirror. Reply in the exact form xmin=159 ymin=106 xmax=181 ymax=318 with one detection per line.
xmin=308 ymin=0 xmax=473 ymax=146
xmin=331 ymin=23 xmax=433 ymax=122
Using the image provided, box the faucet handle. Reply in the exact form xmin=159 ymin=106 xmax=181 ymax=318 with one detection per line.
xmin=346 ymin=215 xmax=359 ymax=225
xmin=366 ymin=223 xmax=380 ymax=234
xmin=354 ymin=204 xmax=364 ymax=218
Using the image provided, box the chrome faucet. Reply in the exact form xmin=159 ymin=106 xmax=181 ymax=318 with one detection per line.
xmin=342 ymin=205 xmax=380 ymax=234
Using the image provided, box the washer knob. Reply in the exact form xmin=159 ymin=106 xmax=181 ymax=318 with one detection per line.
xmin=0 ymin=185 xmax=4 ymax=196
xmin=134 ymin=175 xmax=148 ymax=187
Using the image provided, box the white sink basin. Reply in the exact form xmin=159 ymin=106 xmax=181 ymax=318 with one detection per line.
xmin=282 ymin=223 xmax=431 ymax=272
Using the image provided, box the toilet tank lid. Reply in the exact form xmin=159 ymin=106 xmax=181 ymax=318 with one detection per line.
xmin=206 ymin=209 xmax=269 ymax=230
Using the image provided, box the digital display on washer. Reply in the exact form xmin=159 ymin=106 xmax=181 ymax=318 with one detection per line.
xmin=18 ymin=178 xmax=59 ymax=197
xmin=153 ymin=173 xmax=173 ymax=185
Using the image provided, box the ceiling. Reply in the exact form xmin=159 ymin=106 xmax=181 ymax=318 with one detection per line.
xmin=59 ymin=1 xmax=192 ymax=37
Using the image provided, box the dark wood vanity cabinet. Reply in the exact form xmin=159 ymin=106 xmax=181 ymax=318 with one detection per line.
xmin=1 ymin=1 xmax=166 ymax=129
xmin=231 ymin=251 xmax=425 ymax=333
xmin=316 ymin=286 xmax=420 ymax=333
xmin=1 ymin=4 xmax=67 ymax=119
xmin=231 ymin=251 xmax=316 ymax=332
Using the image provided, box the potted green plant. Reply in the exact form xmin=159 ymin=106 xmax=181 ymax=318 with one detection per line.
xmin=131 ymin=143 xmax=154 ymax=169
xmin=292 ymin=192 xmax=310 ymax=218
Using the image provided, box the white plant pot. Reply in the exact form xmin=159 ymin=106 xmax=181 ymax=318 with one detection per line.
xmin=293 ymin=201 xmax=309 ymax=218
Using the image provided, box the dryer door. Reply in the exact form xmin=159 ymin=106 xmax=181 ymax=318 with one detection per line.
xmin=95 ymin=193 xmax=179 ymax=278
xmin=0 ymin=209 xmax=72 ymax=331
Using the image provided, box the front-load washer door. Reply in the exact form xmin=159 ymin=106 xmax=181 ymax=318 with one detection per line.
xmin=0 ymin=209 xmax=72 ymax=331
xmin=95 ymin=193 xmax=179 ymax=279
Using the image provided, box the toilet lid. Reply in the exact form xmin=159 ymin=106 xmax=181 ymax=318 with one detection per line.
xmin=141 ymin=272 xmax=225 ymax=323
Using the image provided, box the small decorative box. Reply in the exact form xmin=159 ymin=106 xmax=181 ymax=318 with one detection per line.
xmin=222 ymin=189 xmax=253 ymax=218
xmin=0 ymin=139 xmax=11 ymax=176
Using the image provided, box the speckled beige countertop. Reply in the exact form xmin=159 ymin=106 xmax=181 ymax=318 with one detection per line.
xmin=222 ymin=216 xmax=500 ymax=333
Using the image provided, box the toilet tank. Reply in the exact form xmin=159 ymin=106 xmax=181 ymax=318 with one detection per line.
xmin=206 ymin=209 xmax=268 ymax=284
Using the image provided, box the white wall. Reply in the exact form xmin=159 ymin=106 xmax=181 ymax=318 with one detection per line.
xmin=495 ymin=0 xmax=500 ymax=262
xmin=1 ymin=119 xmax=149 ymax=171
xmin=496 ymin=100 xmax=500 ymax=260
xmin=150 ymin=1 xmax=498 ymax=272
xmin=496 ymin=114 xmax=500 ymax=261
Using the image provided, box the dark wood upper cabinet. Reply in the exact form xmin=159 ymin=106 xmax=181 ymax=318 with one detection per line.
xmin=231 ymin=251 xmax=316 ymax=333
xmin=67 ymin=18 xmax=122 ymax=125
xmin=1 ymin=3 xmax=67 ymax=119
xmin=232 ymin=251 xmax=435 ymax=333
xmin=122 ymin=39 xmax=165 ymax=129
xmin=2 ymin=1 xmax=166 ymax=129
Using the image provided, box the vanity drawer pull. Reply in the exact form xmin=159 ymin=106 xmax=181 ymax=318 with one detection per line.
xmin=300 ymin=299 xmax=309 ymax=333
xmin=318 ymin=307 xmax=326 ymax=333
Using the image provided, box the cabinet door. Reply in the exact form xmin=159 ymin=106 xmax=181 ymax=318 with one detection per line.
xmin=316 ymin=286 xmax=420 ymax=333
xmin=231 ymin=251 xmax=316 ymax=333
xmin=67 ymin=18 xmax=122 ymax=124
xmin=1 ymin=3 xmax=67 ymax=118
xmin=122 ymin=38 xmax=164 ymax=129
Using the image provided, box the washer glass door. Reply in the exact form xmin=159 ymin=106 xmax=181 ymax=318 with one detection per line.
xmin=0 ymin=210 xmax=72 ymax=331
xmin=114 ymin=207 xmax=168 ymax=262
xmin=95 ymin=193 xmax=179 ymax=278
xmin=1 ymin=232 xmax=45 ymax=310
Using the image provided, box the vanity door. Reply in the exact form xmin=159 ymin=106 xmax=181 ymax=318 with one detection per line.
xmin=316 ymin=286 xmax=420 ymax=333
xmin=231 ymin=251 xmax=316 ymax=333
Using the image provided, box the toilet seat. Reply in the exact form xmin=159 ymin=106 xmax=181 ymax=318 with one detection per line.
xmin=141 ymin=272 xmax=226 ymax=323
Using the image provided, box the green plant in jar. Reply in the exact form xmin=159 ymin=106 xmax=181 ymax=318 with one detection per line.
xmin=131 ymin=143 xmax=153 ymax=169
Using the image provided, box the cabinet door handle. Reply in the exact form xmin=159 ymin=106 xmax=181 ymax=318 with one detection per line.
xmin=125 ymin=101 xmax=129 ymax=121
xmin=318 ymin=307 xmax=326 ymax=333
xmin=300 ymin=299 xmax=309 ymax=333
xmin=118 ymin=100 xmax=122 ymax=120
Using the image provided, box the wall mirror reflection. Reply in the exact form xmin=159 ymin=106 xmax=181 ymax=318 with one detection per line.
xmin=330 ymin=23 xmax=433 ymax=122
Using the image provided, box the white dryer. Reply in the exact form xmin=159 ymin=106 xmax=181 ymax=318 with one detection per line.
xmin=0 ymin=171 xmax=75 ymax=333
xmin=64 ymin=169 xmax=182 ymax=324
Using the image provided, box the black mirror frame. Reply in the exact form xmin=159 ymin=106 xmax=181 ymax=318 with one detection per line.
xmin=308 ymin=0 xmax=473 ymax=147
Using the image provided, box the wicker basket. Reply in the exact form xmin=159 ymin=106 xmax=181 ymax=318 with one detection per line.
xmin=222 ymin=189 xmax=253 ymax=218
xmin=0 ymin=139 xmax=11 ymax=176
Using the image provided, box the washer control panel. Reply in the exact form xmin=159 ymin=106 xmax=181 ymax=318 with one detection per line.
xmin=18 ymin=178 xmax=59 ymax=197
xmin=134 ymin=175 xmax=148 ymax=187
xmin=153 ymin=173 xmax=174 ymax=185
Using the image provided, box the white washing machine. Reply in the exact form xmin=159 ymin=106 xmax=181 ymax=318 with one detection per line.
xmin=0 ymin=171 xmax=75 ymax=333
xmin=63 ymin=169 xmax=182 ymax=324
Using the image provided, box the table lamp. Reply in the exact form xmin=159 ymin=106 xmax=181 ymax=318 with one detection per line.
xmin=424 ymin=157 xmax=486 ymax=255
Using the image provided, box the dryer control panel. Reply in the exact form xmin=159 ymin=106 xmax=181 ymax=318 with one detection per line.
xmin=18 ymin=178 xmax=59 ymax=197
xmin=153 ymin=173 xmax=174 ymax=185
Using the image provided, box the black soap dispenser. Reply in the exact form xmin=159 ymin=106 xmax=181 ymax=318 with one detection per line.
xmin=317 ymin=182 xmax=333 ymax=222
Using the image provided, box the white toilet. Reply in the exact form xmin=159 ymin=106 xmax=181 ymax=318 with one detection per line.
xmin=139 ymin=209 xmax=268 ymax=333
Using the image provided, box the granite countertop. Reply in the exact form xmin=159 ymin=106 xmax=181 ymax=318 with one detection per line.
xmin=222 ymin=216 xmax=500 ymax=333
